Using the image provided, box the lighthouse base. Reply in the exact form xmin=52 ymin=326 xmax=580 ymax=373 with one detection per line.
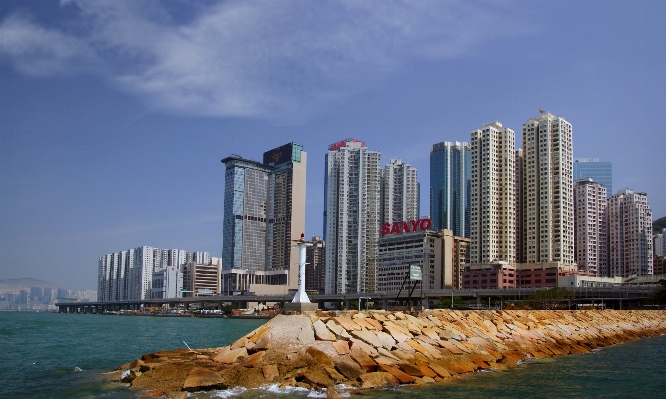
xmin=283 ymin=302 xmax=319 ymax=313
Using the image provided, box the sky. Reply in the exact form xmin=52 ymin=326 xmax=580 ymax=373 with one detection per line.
xmin=1 ymin=0 xmax=664 ymax=292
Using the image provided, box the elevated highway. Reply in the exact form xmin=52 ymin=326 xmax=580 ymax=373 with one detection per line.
xmin=55 ymin=285 xmax=657 ymax=313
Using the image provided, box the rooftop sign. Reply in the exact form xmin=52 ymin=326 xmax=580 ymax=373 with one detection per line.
xmin=381 ymin=218 xmax=432 ymax=236
xmin=328 ymin=138 xmax=365 ymax=151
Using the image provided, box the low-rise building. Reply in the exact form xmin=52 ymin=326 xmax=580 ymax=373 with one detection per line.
xmin=461 ymin=261 xmax=583 ymax=289
xmin=378 ymin=229 xmax=442 ymax=292
xmin=461 ymin=262 xmax=516 ymax=289
xmin=654 ymin=256 xmax=665 ymax=276
xmin=182 ymin=257 xmax=221 ymax=297
xmin=377 ymin=227 xmax=469 ymax=292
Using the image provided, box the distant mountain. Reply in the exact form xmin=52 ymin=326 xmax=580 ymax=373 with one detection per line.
xmin=655 ymin=216 xmax=666 ymax=234
xmin=0 ymin=278 xmax=60 ymax=293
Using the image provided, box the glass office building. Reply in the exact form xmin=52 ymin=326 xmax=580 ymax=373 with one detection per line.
xmin=574 ymin=158 xmax=612 ymax=197
xmin=430 ymin=141 xmax=471 ymax=238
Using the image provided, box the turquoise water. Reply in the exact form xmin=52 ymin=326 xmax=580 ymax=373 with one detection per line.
xmin=2 ymin=311 xmax=666 ymax=399
xmin=0 ymin=312 xmax=265 ymax=399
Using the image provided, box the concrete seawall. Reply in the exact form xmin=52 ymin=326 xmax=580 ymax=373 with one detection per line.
xmin=117 ymin=310 xmax=666 ymax=397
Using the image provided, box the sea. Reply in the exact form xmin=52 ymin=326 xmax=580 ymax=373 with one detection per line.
xmin=2 ymin=311 xmax=666 ymax=399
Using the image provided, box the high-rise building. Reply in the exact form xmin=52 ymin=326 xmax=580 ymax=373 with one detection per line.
xmin=324 ymin=139 xmax=381 ymax=294
xmin=515 ymin=149 xmax=525 ymax=264
xmin=608 ymin=189 xmax=653 ymax=277
xmin=521 ymin=111 xmax=574 ymax=265
xmin=221 ymin=143 xmax=307 ymax=294
xmin=574 ymin=158 xmax=612 ymax=198
xmin=381 ymin=159 xmax=419 ymax=225
xmin=574 ymin=179 xmax=608 ymax=276
xmin=30 ymin=287 xmax=42 ymax=303
xmin=429 ymin=142 xmax=471 ymax=237
xmin=469 ymin=122 xmax=516 ymax=264
xmin=305 ymin=236 xmax=326 ymax=293
xmin=654 ymin=233 xmax=664 ymax=256
xmin=42 ymin=288 xmax=53 ymax=305
xmin=98 ymin=247 xmax=210 ymax=301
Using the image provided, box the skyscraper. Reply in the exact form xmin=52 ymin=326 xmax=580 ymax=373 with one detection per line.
xmin=221 ymin=143 xmax=307 ymax=293
xmin=324 ymin=139 xmax=381 ymax=294
xmin=381 ymin=158 xmax=419 ymax=225
xmin=429 ymin=141 xmax=471 ymax=237
xmin=469 ymin=122 xmax=516 ymax=264
xmin=98 ymin=246 xmax=208 ymax=301
xmin=515 ymin=149 xmax=525 ymax=264
xmin=305 ymin=236 xmax=326 ymax=293
xmin=521 ymin=111 xmax=574 ymax=265
xmin=574 ymin=179 xmax=608 ymax=276
xmin=574 ymin=158 xmax=612 ymax=198
xmin=608 ymin=189 xmax=653 ymax=277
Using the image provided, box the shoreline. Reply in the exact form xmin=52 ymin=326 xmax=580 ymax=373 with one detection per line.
xmin=114 ymin=309 xmax=666 ymax=398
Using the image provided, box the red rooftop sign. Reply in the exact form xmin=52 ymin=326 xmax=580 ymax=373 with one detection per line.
xmin=381 ymin=218 xmax=432 ymax=236
xmin=328 ymin=139 xmax=365 ymax=151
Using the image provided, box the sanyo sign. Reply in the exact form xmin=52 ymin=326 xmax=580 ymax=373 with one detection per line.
xmin=381 ymin=218 xmax=432 ymax=236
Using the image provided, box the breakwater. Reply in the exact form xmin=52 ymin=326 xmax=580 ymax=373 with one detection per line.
xmin=117 ymin=310 xmax=666 ymax=397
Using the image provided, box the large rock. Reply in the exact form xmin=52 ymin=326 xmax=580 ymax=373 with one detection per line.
xmin=182 ymin=367 xmax=226 ymax=392
xmin=350 ymin=345 xmax=377 ymax=372
xmin=298 ymin=325 xmax=316 ymax=345
xmin=333 ymin=317 xmax=362 ymax=331
xmin=351 ymin=330 xmax=382 ymax=348
xmin=213 ymin=347 xmax=248 ymax=364
xmin=313 ymin=320 xmax=336 ymax=341
xmin=378 ymin=364 xmax=416 ymax=383
xmin=332 ymin=340 xmax=351 ymax=355
xmin=248 ymin=326 xmax=272 ymax=343
xmin=262 ymin=364 xmax=279 ymax=381
xmin=359 ymin=372 xmax=399 ymax=388
xmin=335 ymin=362 xmax=362 ymax=380
xmin=306 ymin=346 xmax=333 ymax=366
xmin=241 ymin=351 xmax=265 ymax=367
xmin=326 ymin=320 xmax=352 ymax=340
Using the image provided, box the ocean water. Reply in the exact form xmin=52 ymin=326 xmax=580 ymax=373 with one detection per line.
xmin=2 ymin=311 xmax=666 ymax=399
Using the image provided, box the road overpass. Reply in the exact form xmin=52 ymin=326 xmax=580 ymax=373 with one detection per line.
xmin=55 ymin=285 xmax=657 ymax=314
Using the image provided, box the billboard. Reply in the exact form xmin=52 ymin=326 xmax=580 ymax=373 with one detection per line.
xmin=409 ymin=265 xmax=422 ymax=281
xmin=263 ymin=143 xmax=293 ymax=166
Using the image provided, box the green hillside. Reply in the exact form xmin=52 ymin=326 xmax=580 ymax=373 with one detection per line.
xmin=655 ymin=216 xmax=666 ymax=234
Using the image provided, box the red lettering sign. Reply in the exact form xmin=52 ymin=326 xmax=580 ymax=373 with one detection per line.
xmin=381 ymin=218 xmax=432 ymax=236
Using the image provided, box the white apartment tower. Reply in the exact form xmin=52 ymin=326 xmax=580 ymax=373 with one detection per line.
xmin=608 ymin=189 xmax=653 ymax=277
xmin=324 ymin=139 xmax=381 ymax=294
xmin=381 ymin=159 xmax=419 ymax=224
xmin=574 ymin=179 xmax=608 ymax=276
xmin=469 ymin=122 xmax=516 ymax=264
xmin=98 ymin=247 xmax=211 ymax=301
xmin=521 ymin=111 xmax=574 ymax=265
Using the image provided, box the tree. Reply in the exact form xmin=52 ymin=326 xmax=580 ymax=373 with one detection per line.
xmin=437 ymin=296 xmax=464 ymax=309
xmin=525 ymin=287 xmax=574 ymax=310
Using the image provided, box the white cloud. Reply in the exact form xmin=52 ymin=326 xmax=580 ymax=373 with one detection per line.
xmin=0 ymin=0 xmax=531 ymax=121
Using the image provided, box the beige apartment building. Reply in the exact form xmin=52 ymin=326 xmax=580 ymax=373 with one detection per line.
xmin=521 ymin=111 xmax=574 ymax=266
xmin=574 ymin=179 xmax=608 ymax=276
xmin=470 ymin=121 xmax=516 ymax=265
xmin=608 ymin=189 xmax=653 ymax=277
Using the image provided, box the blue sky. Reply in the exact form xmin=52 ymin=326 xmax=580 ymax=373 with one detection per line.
xmin=1 ymin=0 xmax=664 ymax=291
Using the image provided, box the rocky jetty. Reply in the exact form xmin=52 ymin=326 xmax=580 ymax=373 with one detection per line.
xmin=117 ymin=310 xmax=666 ymax=397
